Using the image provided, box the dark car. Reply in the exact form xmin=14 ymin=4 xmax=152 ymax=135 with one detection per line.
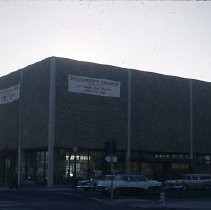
xmin=77 ymin=179 xmax=96 ymax=191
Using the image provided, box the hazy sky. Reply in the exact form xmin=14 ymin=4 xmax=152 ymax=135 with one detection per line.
xmin=0 ymin=1 xmax=211 ymax=82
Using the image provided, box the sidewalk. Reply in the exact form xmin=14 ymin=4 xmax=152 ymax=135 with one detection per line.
xmin=115 ymin=198 xmax=211 ymax=210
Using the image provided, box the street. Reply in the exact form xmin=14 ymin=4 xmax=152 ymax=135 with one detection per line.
xmin=0 ymin=188 xmax=112 ymax=210
xmin=0 ymin=188 xmax=211 ymax=210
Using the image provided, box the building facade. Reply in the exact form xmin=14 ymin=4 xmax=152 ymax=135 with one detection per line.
xmin=0 ymin=57 xmax=211 ymax=187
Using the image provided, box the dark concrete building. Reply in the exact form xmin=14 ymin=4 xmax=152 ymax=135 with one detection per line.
xmin=0 ymin=57 xmax=211 ymax=187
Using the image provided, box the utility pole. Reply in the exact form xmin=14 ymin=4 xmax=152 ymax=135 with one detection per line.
xmin=189 ymin=79 xmax=193 ymax=172
xmin=47 ymin=57 xmax=56 ymax=187
xmin=18 ymin=70 xmax=23 ymax=186
xmin=126 ymin=70 xmax=131 ymax=174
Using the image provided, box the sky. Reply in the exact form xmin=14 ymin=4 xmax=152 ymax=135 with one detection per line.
xmin=0 ymin=1 xmax=211 ymax=82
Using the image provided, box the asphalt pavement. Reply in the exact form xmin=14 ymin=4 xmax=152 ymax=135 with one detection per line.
xmin=0 ymin=186 xmax=211 ymax=210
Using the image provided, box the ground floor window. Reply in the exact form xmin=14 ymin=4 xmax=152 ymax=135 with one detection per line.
xmin=23 ymin=150 xmax=47 ymax=185
xmin=21 ymin=149 xmax=211 ymax=184
xmin=1 ymin=149 xmax=211 ymax=186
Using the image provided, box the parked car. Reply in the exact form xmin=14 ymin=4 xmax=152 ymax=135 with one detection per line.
xmin=164 ymin=180 xmax=186 ymax=191
xmin=165 ymin=174 xmax=211 ymax=190
xmin=95 ymin=174 xmax=162 ymax=195
xmin=77 ymin=179 xmax=96 ymax=191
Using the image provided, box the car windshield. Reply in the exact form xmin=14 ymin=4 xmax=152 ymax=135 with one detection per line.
xmin=115 ymin=174 xmax=148 ymax=181
xmin=177 ymin=175 xmax=191 ymax=180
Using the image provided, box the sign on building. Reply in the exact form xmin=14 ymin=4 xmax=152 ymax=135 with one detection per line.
xmin=68 ymin=75 xmax=120 ymax=97
xmin=0 ymin=84 xmax=20 ymax=105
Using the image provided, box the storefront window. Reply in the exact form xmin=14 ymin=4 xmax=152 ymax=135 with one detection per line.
xmin=24 ymin=150 xmax=47 ymax=185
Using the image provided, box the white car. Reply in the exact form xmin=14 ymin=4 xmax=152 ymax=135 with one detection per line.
xmin=96 ymin=174 xmax=162 ymax=195
xmin=165 ymin=174 xmax=211 ymax=190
